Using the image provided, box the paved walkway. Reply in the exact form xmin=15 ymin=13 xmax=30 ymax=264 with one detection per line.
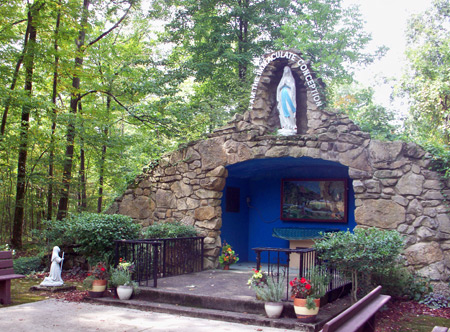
xmin=0 ymin=299 xmax=291 ymax=332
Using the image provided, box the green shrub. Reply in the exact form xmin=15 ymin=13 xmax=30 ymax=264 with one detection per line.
xmin=13 ymin=255 xmax=43 ymax=275
xmin=43 ymin=213 xmax=141 ymax=265
xmin=419 ymin=292 xmax=450 ymax=309
xmin=372 ymin=267 xmax=432 ymax=301
xmin=142 ymin=222 xmax=198 ymax=239
xmin=314 ymin=228 xmax=404 ymax=303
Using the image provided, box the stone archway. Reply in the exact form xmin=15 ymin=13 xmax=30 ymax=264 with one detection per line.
xmin=108 ymin=50 xmax=450 ymax=281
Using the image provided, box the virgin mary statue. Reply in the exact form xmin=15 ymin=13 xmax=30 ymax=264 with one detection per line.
xmin=276 ymin=66 xmax=297 ymax=136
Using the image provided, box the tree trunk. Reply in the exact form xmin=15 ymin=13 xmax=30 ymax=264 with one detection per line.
xmin=47 ymin=0 xmax=61 ymax=220
xmin=78 ymin=102 xmax=87 ymax=211
xmin=97 ymin=95 xmax=110 ymax=213
xmin=0 ymin=19 xmax=30 ymax=140
xmin=56 ymin=0 xmax=90 ymax=221
xmin=12 ymin=3 xmax=39 ymax=248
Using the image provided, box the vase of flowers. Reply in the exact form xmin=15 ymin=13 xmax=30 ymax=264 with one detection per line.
xmin=218 ymin=242 xmax=239 ymax=269
xmin=290 ymin=266 xmax=330 ymax=322
xmin=247 ymin=269 xmax=268 ymax=288
xmin=110 ymin=258 xmax=139 ymax=300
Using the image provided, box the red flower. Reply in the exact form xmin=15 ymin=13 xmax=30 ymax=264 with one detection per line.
xmin=101 ymin=267 xmax=106 ymax=272
xmin=305 ymin=284 xmax=311 ymax=290
xmin=300 ymin=277 xmax=306 ymax=284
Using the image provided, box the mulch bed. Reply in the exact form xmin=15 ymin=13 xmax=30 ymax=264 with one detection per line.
xmin=375 ymin=299 xmax=450 ymax=331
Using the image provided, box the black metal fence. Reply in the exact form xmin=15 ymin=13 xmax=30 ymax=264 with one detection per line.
xmin=253 ymin=247 xmax=350 ymax=301
xmin=115 ymin=237 xmax=204 ymax=288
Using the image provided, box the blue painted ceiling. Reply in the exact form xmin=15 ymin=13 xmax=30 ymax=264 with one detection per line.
xmin=226 ymin=157 xmax=348 ymax=179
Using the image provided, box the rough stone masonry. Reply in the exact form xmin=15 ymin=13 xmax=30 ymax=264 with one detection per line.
xmin=107 ymin=50 xmax=450 ymax=283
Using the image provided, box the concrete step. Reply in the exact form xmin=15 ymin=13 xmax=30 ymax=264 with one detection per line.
xmin=88 ymin=296 xmax=315 ymax=331
xmin=87 ymin=291 xmax=351 ymax=332
xmin=133 ymin=286 xmax=271 ymax=315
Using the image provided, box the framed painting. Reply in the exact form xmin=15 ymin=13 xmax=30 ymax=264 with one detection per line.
xmin=281 ymin=179 xmax=348 ymax=222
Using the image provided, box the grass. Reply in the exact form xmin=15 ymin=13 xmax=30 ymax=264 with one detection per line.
xmin=4 ymin=275 xmax=84 ymax=307
xmin=377 ymin=314 xmax=450 ymax=332
xmin=7 ymin=277 xmax=47 ymax=306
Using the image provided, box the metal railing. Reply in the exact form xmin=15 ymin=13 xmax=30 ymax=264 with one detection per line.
xmin=115 ymin=237 xmax=204 ymax=288
xmin=115 ymin=240 xmax=161 ymax=287
xmin=253 ymin=247 xmax=350 ymax=301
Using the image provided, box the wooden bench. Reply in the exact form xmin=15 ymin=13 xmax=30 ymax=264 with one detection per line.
xmin=0 ymin=251 xmax=25 ymax=305
xmin=320 ymin=286 xmax=391 ymax=332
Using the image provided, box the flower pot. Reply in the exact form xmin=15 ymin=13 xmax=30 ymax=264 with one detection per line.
xmin=117 ymin=285 xmax=133 ymax=300
xmin=88 ymin=290 xmax=106 ymax=298
xmin=223 ymin=265 xmax=230 ymax=270
xmin=293 ymin=298 xmax=320 ymax=323
xmin=92 ymin=279 xmax=107 ymax=292
xmin=264 ymin=302 xmax=283 ymax=318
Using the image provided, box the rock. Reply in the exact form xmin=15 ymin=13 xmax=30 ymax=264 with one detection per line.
xmin=194 ymin=206 xmax=216 ymax=221
xmin=396 ymin=172 xmax=425 ymax=196
xmin=355 ymin=199 xmax=405 ymax=229
xmin=404 ymin=242 xmax=443 ymax=266
xmin=369 ymin=140 xmax=403 ymax=163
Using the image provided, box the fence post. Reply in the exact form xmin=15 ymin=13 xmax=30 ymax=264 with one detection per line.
xmin=152 ymin=242 xmax=159 ymax=288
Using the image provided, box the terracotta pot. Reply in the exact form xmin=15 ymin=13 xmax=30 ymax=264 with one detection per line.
xmin=92 ymin=279 xmax=107 ymax=292
xmin=223 ymin=265 xmax=230 ymax=270
xmin=293 ymin=298 xmax=320 ymax=323
xmin=117 ymin=285 xmax=133 ymax=300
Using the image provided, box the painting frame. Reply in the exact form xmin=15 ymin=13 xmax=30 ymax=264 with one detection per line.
xmin=280 ymin=178 xmax=348 ymax=223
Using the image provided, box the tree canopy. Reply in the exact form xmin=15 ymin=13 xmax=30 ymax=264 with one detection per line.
xmin=0 ymin=0 xmax=385 ymax=248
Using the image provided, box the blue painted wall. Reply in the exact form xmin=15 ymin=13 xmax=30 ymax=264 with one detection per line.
xmin=221 ymin=157 xmax=356 ymax=263
xmin=220 ymin=178 xmax=250 ymax=261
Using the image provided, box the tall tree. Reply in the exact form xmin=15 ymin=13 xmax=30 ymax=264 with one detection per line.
xmin=157 ymin=0 xmax=294 ymax=118
xmin=12 ymin=1 xmax=42 ymax=248
xmin=277 ymin=0 xmax=385 ymax=87
xmin=56 ymin=0 xmax=134 ymax=220
xmin=400 ymin=0 xmax=450 ymax=145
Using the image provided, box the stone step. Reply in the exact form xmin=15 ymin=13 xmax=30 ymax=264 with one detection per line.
xmin=88 ymin=296 xmax=317 ymax=331
xmin=133 ymin=286 xmax=273 ymax=315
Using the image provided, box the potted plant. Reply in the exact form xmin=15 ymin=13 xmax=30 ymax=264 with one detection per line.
xmin=290 ymin=266 xmax=330 ymax=322
xmin=85 ymin=262 xmax=108 ymax=292
xmin=218 ymin=242 xmax=239 ymax=270
xmin=110 ymin=258 xmax=139 ymax=300
xmin=253 ymin=275 xmax=285 ymax=318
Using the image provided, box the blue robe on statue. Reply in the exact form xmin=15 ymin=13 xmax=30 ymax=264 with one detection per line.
xmin=281 ymin=85 xmax=296 ymax=118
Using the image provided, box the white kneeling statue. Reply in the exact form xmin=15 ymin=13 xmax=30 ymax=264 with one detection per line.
xmin=40 ymin=246 xmax=64 ymax=287
xmin=277 ymin=66 xmax=297 ymax=136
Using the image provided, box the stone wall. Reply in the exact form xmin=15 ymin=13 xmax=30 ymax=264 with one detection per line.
xmin=107 ymin=51 xmax=450 ymax=280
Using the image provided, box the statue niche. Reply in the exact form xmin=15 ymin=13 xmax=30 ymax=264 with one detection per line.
xmin=267 ymin=62 xmax=308 ymax=135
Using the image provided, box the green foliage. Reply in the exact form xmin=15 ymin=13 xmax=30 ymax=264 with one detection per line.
xmin=372 ymin=267 xmax=432 ymax=301
xmin=306 ymin=266 xmax=331 ymax=300
xmin=254 ymin=275 xmax=285 ymax=303
xmin=419 ymin=292 xmax=450 ymax=309
xmin=332 ymin=84 xmax=400 ymax=140
xmin=314 ymin=228 xmax=404 ymax=302
xmin=43 ymin=213 xmax=140 ymax=265
xmin=277 ymin=0 xmax=386 ymax=86
xmin=13 ymin=255 xmax=43 ymax=275
xmin=141 ymin=222 xmax=198 ymax=239
xmin=109 ymin=259 xmax=139 ymax=293
xmin=421 ymin=141 xmax=450 ymax=179
xmin=400 ymin=0 xmax=450 ymax=145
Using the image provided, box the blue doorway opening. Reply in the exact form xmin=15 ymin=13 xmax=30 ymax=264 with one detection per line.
xmin=220 ymin=157 xmax=356 ymax=263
